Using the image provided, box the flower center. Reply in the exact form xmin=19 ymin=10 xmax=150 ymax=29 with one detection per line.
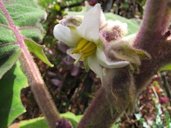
xmin=72 ymin=39 xmax=97 ymax=60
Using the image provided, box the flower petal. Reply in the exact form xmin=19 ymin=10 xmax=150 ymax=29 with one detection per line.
xmin=87 ymin=55 xmax=103 ymax=78
xmin=96 ymin=47 xmax=130 ymax=68
xmin=77 ymin=4 xmax=102 ymax=43
xmin=53 ymin=24 xmax=81 ymax=47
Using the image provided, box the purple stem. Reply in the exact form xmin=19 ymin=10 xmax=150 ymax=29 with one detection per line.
xmin=0 ymin=1 xmax=61 ymax=128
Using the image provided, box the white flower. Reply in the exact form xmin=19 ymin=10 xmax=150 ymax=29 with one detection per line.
xmin=53 ymin=4 xmax=129 ymax=78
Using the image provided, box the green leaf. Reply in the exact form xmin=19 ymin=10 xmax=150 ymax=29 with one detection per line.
xmin=0 ymin=0 xmax=46 ymax=43
xmin=111 ymin=123 xmax=120 ymax=128
xmin=21 ymin=26 xmax=44 ymax=42
xmin=0 ymin=26 xmax=15 ymax=43
xmin=18 ymin=112 xmax=119 ymax=128
xmin=39 ymin=0 xmax=55 ymax=8
xmin=160 ymin=64 xmax=171 ymax=71
xmin=25 ymin=38 xmax=53 ymax=67
xmin=165 ymin=111 xmax=171 ymax=127
xmin=19 ymin=117 xmax=48 ymax=128
xmin=105 ymin=13 xmax=140 ymax=35
xmin=0 ymin=43 xmax=21 ymax=79
xmin=0 ymin=62 xmax=28 ymax=128
xmin=0 ymin=43 xmax=18 ymax=58
xmin=0 ymin=12 xmax=7 ymax=24
xmin=18 ymin=112 xmax=82 ymax=128
xmin=3 ymin=0 xmax=45 ymax=27
xmin=61 ymin=112 xmax=82 ymax=128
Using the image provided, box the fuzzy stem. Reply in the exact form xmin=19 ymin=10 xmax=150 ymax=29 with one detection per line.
xmin=134 ymin=0 xmax=170 ymax=50
xmin=78 ymin=88 xmax=120 ymax=128
xmin=134 ymin=0 xmax=171 ymax=91
xmin=0 ymin=1 xmax=60 ymax=128
xmin=78 ymin=0 xmax=171 ymax=127
xmin=78 ymin=67 xmax=133 ymax=128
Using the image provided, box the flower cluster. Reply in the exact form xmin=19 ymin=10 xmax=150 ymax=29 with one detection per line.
xmin=53 ymin=4 xmax=129 ymax=78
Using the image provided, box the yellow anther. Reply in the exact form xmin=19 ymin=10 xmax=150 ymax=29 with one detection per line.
xmin=81 ymin=49 xmax=96 ymax=60
xmin=72 ymin=39 xmax=88 ymax=53
xmin=80 ymin=42 xmax=96 ymax=54
xmin=72 ymin=38 xmax=97 ymax=61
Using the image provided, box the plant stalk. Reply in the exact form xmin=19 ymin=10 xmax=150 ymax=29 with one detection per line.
xmin=0 ymin=1 xmax=60 ymax=128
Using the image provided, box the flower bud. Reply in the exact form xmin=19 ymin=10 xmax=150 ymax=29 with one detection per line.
xmin=60 ymin=16 xmax=83 ymax=28
xmin=100 ymin=20 xmax=128 ymax=44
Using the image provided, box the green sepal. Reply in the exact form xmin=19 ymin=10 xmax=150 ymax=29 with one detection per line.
xmin=24 ymin=38 xmax=54 ymax=67
xmin=111 ymin=43 xmax=151 ymax=66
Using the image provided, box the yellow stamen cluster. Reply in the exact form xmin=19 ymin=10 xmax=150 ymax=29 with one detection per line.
xmin=72 ymin=39 xmax=97 ymax=60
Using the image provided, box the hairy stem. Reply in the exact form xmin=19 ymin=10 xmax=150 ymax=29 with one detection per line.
xmin=78 ymin=0 xmax=171 ymax=127
xmin=134 ymin=0 xmax=170 ymax=50
xmin=0 ymin=1 xmax=60 ymax=128
xmin=78 ymin=88 xmax=120 ymax=128
xmin=78 ymin=67 xmax=134 ymax=128
xmin=134 ymin=0 xmax=171 ymax=91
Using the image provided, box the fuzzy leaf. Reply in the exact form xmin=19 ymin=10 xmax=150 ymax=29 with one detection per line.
xmin=25 ymin=38 xmax=53 ymax=67
xmin=0 ymin=0 xmax=46 ymax=77
xmin=19 ymin=117 xmax=48 ymax=128
xmin=0 ymin=0 xmax=46 ymax=43
xmin=0 ymin=26 xmax=15 ymax=43
xmin=0 ymin=62 xmax=28 ymax=128
xmin=0 ymin=43 xmax=20 ymax=79
xmin=61 ymin=112 xmax=82 ymax=128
